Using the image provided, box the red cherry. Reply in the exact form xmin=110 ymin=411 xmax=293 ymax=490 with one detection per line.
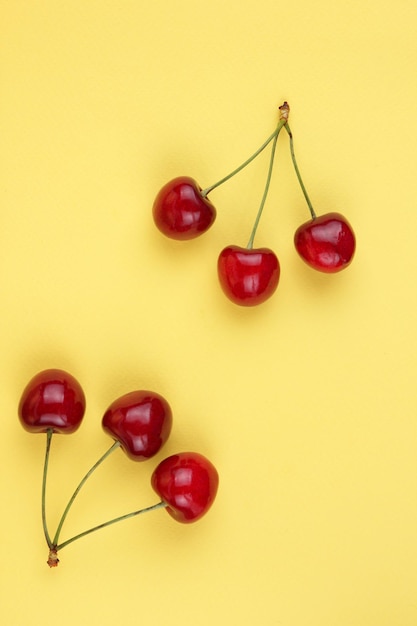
xmin=152 ymin=176 xmax=216 ymax=240
xmin=217 ymin=245 xmax=280 ymax=306
xmin=102 ymin=390 xmax=172 ymax=461
xmin=151 ymin=452 xmax=219 ymax=523
xmin=294 ymin=212 xmax=356 ymax=273
xmin=18 ymin=369 xmax=86 ymax=434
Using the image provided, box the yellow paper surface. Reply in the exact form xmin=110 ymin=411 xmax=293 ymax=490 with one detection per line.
xmin=1 ymin=1 xmax=416 ymax=625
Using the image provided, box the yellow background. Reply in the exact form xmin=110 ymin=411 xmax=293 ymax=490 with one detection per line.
xmin=1 ymin=1 xmax=416 ymax=624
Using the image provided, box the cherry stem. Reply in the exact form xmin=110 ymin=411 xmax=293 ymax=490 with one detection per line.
xmin=42 ymin=429 xmax=54 ymax=548
xmin=51 ymin=440 xmax=121 ymax=547
xmin=284 ymin=123 xmax=316 ymax=220
xmin=55 ymin=500 xmax=167 ymax=552
xmin=201 ymin=113 xmax=286 ymax=198
xmin=246 ymin=121 xmax=284 ymax=249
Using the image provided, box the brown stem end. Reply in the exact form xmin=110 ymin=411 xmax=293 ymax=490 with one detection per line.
xmin=47 ymin=547 xmax=59 ymax=568
xmin=279 ymin=101 xmax=290 ymax=122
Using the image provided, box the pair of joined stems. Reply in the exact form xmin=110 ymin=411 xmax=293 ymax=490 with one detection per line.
xmin=42 ymin=429 xmax=166 ymax=555
xmin=200 ymin=102 xmax=316 ymax=249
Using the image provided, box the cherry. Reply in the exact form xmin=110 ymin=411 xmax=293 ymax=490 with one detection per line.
xmin=45 ymin=389 xmax=173 ymax=566
xmin=152 ymin=176 xmax=216 ymax=240
xmin=18 ymin=368 xmax=86 ymax=434
xmin=294 ymin=212 xmax=356 ymax=272
xmin=217 ymin=102 xmax=289 ymax=306
xmin=47 ymin=451 xmax=219 ymax=564
xmin=218 ymin=245 xmax=280 ymax=305
xmin=47 ymin=452 xmax=218 ymax=563
xmin=283 ymin=122 xmax=356 ymax=273
xmin=152 ymin=104 xmax=291 ymax=241
xmin=151 ymin=452 xmax=219 ymax=523
xmin=102 ymin=390 xmax=172 ymax=461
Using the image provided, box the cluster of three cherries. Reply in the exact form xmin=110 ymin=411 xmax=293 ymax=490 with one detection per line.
xmin=18 ymin=368 xmax=219 ymax=567
xmin=152 ymin=102 xmax=356 ymax=306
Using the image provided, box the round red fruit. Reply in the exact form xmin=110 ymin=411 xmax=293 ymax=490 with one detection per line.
xmin=151 ymin=452 xmax=219 ymax=523
xmin=18 ymin=369 xmax=86 ymax=434
xmin=102 ymin=390 xmax=172 ymax=461
xmin=217 ymin=245 xmax=280 ymax=306
xmin=152 ymin=176 xmax=216 ymax=240
xmin=294 ymin=212 xmax=356 ymax=272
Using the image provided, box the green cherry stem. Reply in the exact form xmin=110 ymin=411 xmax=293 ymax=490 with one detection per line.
xmin=201 ymin=101 xmax=290 ymax=198
xmin=42 ymin=429 xmax=54 ymax=549
xmin=245 ymin=100 xmax=290 ymax=247
xmin=246 ymin=122 xmax=282 ymax=249
xmin=284 ymin=123 xmax=317 ymax=220
xmin=55 ymin=501 xmax=167 ymax=552
xmin=201 ymin=129 xmax=277 ymax=197
xmin=51 ymin=440 xmax=122 ymax=547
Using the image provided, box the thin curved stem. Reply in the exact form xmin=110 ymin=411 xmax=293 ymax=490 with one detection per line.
xmin=284 ymin=123 xmax=316 ymax=219
xmin=42 ymin=429 xmax=54 ymax=548
xmin=201 ymin=127 xmax=280 ymax=197
xmin=246 ymin=121 xmax=284 ymax=249
xmin=52 ymin=440 xmax=121 ymax=547
xmin=56 ymin=501 xmax=167 ymax=551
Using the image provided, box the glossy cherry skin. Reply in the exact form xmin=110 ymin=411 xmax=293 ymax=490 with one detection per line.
xmin=217 ymin=245 xmax=280 ymax=306
xmin=151 ymin=452 xmax=219 ymax=523
xmin=102 ymin=390 xmax=172 ymax=461
xmin=294 ymin=212 xmax=356 ymax=272
xmin=152 ymin=176 xmax=216 ymax=240
xmin=18 ymin=369 xmax=86 ymax=434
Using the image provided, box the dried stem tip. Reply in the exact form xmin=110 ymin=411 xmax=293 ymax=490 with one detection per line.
xmin=47 ymin=548 xmax=59 ymax=568
xmin=279 ymin=101 xmax=290 ymax=122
